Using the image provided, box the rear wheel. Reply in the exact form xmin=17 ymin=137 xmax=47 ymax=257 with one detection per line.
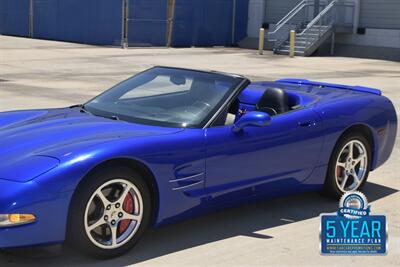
xmin=68 ymin=166 xmax=151 ymax=259
xmin=324 ymin=133 xmax=371 ymax=198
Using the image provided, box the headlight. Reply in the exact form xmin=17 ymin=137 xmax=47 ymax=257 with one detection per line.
xmin=0 ymin=214 xmax=36 ymax=227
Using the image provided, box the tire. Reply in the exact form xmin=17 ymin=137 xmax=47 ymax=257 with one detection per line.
xmin=323 ymin=133 xmax=371 ymax=199
xmin=67 ymin=165 xmax=151 ymax=259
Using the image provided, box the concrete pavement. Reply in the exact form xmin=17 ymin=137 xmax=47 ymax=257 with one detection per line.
xmin=0 ymin=35 xmax=399 ymax=266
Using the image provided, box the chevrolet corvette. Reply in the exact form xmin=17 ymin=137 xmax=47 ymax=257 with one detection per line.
xmin=0 ymin=66 xmax=396 ymax=258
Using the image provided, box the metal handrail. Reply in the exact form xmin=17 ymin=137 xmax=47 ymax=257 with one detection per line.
xmin=272 ymin=0 xmax=307 ymax=31
xmin=269 ymin=0 xmax=357 ymax=55
xmin=268 ymin=0 xmax=333 ymax=50
xmin=267 ymin=0 xmax=308 ymax=47
xmin=294 ymin=0 xmax=338 ymax=53
xmin=269 ymin=0 xmax=332 ymax=37
xmin=297 ymin=0 xmax=337 ymax=36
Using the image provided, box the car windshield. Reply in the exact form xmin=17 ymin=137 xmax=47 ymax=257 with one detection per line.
xmin=85 ymin=67 xmax=244 ymax=128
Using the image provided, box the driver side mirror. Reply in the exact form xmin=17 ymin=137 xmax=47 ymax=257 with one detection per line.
xmin=232 ymin=111 xmax=272 ymax=133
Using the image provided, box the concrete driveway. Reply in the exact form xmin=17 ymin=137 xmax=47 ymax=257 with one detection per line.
xmin=0 ymin=36 xmax=399 ymax=266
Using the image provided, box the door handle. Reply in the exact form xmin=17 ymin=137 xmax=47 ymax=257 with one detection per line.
xmin=298 ymin=121 xmax=313 ymax=127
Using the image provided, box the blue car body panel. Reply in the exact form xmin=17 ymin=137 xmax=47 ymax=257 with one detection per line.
xmin=0 ymin=79 xmax=397 ymax=249
xmin=276 ymin=78 xmax=382 ymax=96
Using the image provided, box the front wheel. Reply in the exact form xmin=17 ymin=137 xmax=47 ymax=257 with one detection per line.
xmin=68 ymin=166 xmax=151 ymax=259
xmin=324 ymin=134 xmax=371 ymax=198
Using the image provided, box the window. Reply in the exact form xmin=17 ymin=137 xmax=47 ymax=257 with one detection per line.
xmin=85 ymin=67 xmax=244 ymax=128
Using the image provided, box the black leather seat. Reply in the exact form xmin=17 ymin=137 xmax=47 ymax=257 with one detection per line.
xmin=256 ymin=88 xmax=290 ymax=116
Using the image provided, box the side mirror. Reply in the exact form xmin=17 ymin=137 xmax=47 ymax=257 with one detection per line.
xmin=232 ymin=111 xmax=272 ymax=133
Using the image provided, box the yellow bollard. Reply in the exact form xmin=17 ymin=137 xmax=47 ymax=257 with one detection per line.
xmin=258 ymin=28 xmax=265 ymax=55
xmin=289 ymin=30 xmax=295 ymax=58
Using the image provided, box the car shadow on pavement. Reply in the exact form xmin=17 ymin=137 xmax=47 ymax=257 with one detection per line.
xmin=0 ymin=181 xmax=397 ymax=266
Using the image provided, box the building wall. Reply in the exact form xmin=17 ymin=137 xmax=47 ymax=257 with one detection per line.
xmin=246 ymin=0 xmax=400 ymax=49
xmin=248 ymin=0 xmax=400 ymax=31
xmin=264 ymin=0 xmax=300 ymax=24
xmin=336 ymin=29 xmax=400 ymax=49
xmin=247 ymin=0 xmax=302 ymax=37
xmin=359 ymin=0 xmax=400 ymax=29
xmin=0 ymin=0 xmax=248 ymax=47
xmin=247 ymin=0 xmax=265 ymax=37
xmin=337 ymin=1 xmax=400 ymax=51
xmin=172 ymin=0 xmax=249 ymax=47
xmin=0 ymin=0 xmax=30 ymax=37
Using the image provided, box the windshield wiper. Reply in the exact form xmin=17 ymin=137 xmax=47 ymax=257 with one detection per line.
xmin=69 ymin=104 xmax=120 ymax=121
xmin=69 ymin=104 xmax=83 ymax=108
xmin=69 ymin=104 xmax=92 ymax=115
xmin=80 ymin=106 xmax=92 ymax=115
xmin=96 ymin=114 xmax=120 ymax=121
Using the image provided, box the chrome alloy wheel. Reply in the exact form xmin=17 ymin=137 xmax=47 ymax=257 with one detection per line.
xmin=84 ymin=179 xmax=143 ymax=249
xmin=335 ymin=140 xmax=368 ymax=192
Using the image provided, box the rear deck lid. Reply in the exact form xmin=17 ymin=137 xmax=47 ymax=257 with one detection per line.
xmin=276 ymin=79 xmax=382 ymax=96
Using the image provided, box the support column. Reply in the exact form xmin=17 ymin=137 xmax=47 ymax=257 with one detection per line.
xmin=330 ymin=32 xmax=335 ymax=55
xmin=247 ymin=0 xmax=266 ymax=38
xmin=231 ymin=0 xmax=237 ymax=44
xmin=352 ymin=0 xmax=360 ymax=34
xmin=121 ymin=0 xmax=129 ymax=48
xmin=314 ymin=0 xmax=320 ymax=18
xmin=29 ymin=0 xmax=34 ymax=38
xmin=166 ymin=0 xmax=176 ymax=47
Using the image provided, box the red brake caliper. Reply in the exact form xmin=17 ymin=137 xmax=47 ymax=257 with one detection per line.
xmin=118 ymin=192 xmax=134 ymax=235
xmin=336 ymin=165 xmax=343 ymax=177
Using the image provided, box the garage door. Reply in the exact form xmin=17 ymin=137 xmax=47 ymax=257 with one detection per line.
xmin=0 ymin=0 xmax=30 ymax=37
xmin=172 ymin=0 xmax=235 ymax=47
xmin=32 ymin=0 xmax=122 ymax=46
xmin=127 ymin=0 xmax=168 ymax=46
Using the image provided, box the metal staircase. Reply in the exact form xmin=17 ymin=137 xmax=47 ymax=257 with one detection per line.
xmin=268 ymin=0 xmax=358 ymax=56
xmin=275 ymin=25 xmax=332 ymax=56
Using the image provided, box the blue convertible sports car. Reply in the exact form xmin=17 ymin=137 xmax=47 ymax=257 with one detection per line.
xmin=0 ymin=67 xmax=396 ymax=258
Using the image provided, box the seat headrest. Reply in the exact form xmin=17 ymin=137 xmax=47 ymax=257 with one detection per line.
xmin=256 ymin=87 xmax=290 ymax=115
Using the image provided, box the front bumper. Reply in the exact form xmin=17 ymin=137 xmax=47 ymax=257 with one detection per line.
xmin=0 ymin=179 xmax=72 ymax=248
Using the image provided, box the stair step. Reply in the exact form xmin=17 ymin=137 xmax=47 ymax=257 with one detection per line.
xmin=300 ymin=33 xmax=320 ymax=36
xmin=298 ymin=26 xmax=329 ymax=30
xmin=282 ymin=40 xmax=308 ymax=45
xmin=306 ymin=30 xmax=326 ymax=33
xmin=308 ymin=25 xmax=329 ymax=28
xmin=296 ymin=35 xmax=318 ymax=38
xmin=280 ymin=45 xmax=307 ymax=50
xmin=276 ymin=49 xmax=305 ymax=55
xmin=273 ymin=22 xmax=332 ymax=57
xmin=297 ymin=27 xmax=330 ymax=34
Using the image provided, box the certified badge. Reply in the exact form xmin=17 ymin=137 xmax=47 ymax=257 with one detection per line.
xmin=320 ymin=191 xmax=387 ymax=255
xmin=338 ymin=191 xmax=370 ymax=219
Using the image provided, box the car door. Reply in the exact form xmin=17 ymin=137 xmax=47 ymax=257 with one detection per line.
xmin=204 ymin=108 xmax=323 ymax=204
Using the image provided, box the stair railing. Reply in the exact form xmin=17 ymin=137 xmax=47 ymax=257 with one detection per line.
xmin=268 ymin=0 xmax=307 ymax=49
xmin=296 ymin=0 xmax=337 ymax=50
xmin=296 ymin=0 xmax=355 ymax=52
xmin=273 ymin=0 xmax=307 ymax=31
xmin=268 ymin=0 xmax=330 ymax=50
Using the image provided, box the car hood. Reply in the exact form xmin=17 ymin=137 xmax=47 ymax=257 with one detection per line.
xmin=0 ymin=108 xmax=183 ymax=181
